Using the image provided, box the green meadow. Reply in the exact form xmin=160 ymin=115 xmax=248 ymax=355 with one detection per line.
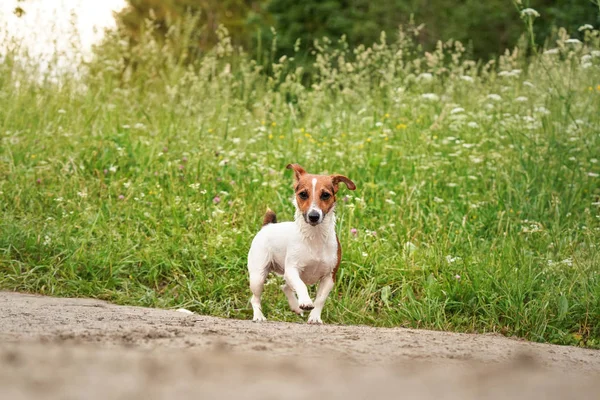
xmin=1 ymin=14 xmax=599 ymax=347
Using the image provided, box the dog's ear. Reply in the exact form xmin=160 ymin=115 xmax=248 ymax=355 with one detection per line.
xmin=331 ymin=175 xmax=356 ymax=192
xmin=286 ymin=164 xmax=306 ymax=182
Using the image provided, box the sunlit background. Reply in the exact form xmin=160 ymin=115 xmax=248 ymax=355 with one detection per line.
xmin=0 ymin=0 xmax=124 ymax=66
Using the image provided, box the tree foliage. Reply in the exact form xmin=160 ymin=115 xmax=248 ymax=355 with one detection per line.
xmin=115 ymin=0 xmax=600 ymax=60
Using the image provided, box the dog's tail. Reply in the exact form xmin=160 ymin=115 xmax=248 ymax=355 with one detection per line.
xmin=262 ymin=208 xmax=277 ymax=227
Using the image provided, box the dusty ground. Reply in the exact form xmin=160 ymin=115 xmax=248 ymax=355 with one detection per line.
xmin=1 ymin=291 xmax=599 ymax=399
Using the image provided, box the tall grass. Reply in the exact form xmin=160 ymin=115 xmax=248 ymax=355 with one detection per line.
xmin=1 ymin=9 xmax=599 ymax=347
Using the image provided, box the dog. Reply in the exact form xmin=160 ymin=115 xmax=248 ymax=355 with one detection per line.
xmin=247 ymin=163 xmax=356 ymax=324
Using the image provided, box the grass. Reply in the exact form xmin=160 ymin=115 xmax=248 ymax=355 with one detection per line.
xmin=0 ymin=14 xmax=599 ymax=348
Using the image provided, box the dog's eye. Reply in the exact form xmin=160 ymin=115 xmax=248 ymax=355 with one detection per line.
xmin=298 ymin=191 xmax=309 ymax=200
xmin=321 ymin=192 xmax=331 ymax=200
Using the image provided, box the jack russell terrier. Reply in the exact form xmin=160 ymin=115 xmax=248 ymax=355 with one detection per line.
xmin=247 ymin=163 xmax=356 ymax=324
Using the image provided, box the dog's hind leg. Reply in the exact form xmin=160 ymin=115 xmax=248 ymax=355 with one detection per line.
xmin=281 ymin=283 xmax=303 ymax=316
xmin=249 ymin=270 xmax=267 ymax=322
xmin=248 ymin=249 xmax=269 ymax=322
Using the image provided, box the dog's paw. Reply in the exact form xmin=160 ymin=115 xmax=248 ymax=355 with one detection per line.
xmin=299 ymin=301 xmax=314 ymax=311
xmin=252 ymin=315 xmax=267 ymax=322
xmin=307 ymin=316 xmax=323 ymax=325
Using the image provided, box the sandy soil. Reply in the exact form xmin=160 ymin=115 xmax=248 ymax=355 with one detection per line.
xmin=1 ymin=291 xmax=599 ymax=399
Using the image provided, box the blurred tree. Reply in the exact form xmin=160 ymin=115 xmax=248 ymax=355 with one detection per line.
xmin=116 ymin=0 xmax=600 ymax=61
xmin=117 ymin=0 xmax=267 ymax=55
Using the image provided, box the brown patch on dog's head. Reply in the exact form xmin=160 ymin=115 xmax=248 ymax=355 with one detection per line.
xmin=286 ymin=164 xmax=356 ymax=226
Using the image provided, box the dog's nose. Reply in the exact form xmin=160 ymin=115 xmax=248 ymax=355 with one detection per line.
xmin=308 ymin=211 xmax=320 ymax=223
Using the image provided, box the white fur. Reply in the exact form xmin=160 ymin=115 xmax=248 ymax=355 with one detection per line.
xmin=307 ymin=178 xmax=324 ymax=223
xmin=247 ymin=205 xmax=338 ymax=324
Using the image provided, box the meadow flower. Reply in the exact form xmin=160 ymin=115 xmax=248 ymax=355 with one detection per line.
xmin=578 ymin=24 xmax=593 ymax=31
xmin=450 ymin=107 xmax=464 ymax=114
xmin=467 ymin=121 xmax=479 ymax=129
xmin=460 ymin=75 xmax=474 ymax=83
xmin=565 ymin=38 xmax=582 ymax=45
xmin=515 ymin=96 xmax=528 ymax=102
xmin=520 ymin=8 xmax=540 ymax=18
xmin=109 ymin=165 xmax=118 ymax=173
xmin=417 ymin=72 xmax=433 ymax=81
xmin=57 ymin=109 xmax=66 ymax=114
xmin=454 ymin=274 xmax=461 ymax=281
xmin=213 ymin=196 xmax=221 ymax=204
xmin=385 ymin=199 xmax=395 ymax=205
xmin=350 ymin=228 xmax=358 ymax=236
xmin=487 ymin=94 xmax=502 ymax=101
xmin=77 ymin=190 xmax=88 ymax=198
xmin=588 ymin=172 xmax=599 ymax=178
xmin=421 ymin=93 xmax=439 ymax=101
xmin=404 ymin=241 xmax=417 ymax=253
xmin=543 ymin=48 xmax=559 ymax=55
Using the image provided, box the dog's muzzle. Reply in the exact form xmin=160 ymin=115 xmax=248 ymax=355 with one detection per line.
xmin=306 ymin=210 xmax=323 ymax=226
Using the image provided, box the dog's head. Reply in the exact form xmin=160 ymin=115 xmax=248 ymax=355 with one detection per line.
xmin=286 ymin=163 xmax=356 ymax=226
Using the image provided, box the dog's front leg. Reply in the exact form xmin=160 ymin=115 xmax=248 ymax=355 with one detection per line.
xmin=307 ymin=275 xmax=334 ymax=324
xmin=284 ymin=266 xmax=314 ymax=310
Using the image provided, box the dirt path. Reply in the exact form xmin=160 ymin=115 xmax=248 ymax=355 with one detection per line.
xmin=1 ymin=291 xmax=599 ymax=399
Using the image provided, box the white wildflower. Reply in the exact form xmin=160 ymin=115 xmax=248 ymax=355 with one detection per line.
xmin=446 ymin=255 xmax=462 ymax=264
xmin=123 ymin=181 xmax=131 ymax=188
xmin=404 ymin=242 xmax=417 ymax=253
xmin=109 ymin=165 xmax=118 ymax=173
xmin=592 ymin=50 xmax=600 ymax=58
xmin=447 ymin=182 xmax=458 ymax=187
xmin=588 ymin=172 xmax=599 ymax=178
xmin=578 ymin=24 xmax=593 ymax=31
xmin=385 ymin=199 xmax=396 ymax=205
xmin=77 ymin=190 xmax=88 ymax=198
xmin=450 ymin=107 xmax=464 ymax=114
xmin=561 ymin=258 xmax=573 ymax=266
xmin=521 ymin=8 xmax=540 ymax=18
xmin=57 ymin=109 xmax=66 ymax=114
xmin=43 ymin=235 xmax=52 ymax=246
xmin=487 ymin=94 xmax=502 ymax=101
xmin=543 ymin=48 xmax=560 ymax=55
xmin=418 ymin=72 xmax=433 ymax=81
xmin=523 ymin=81 xmax=535 ymax=88
xmin=467 ymin=121 xmax=479 ymax=129
xmin=515 ymin=96 xmax=528 ymax=102
xmin=189 ymin=183 xmax=201 ymax=190
xmin=362 ymin=252 xmax=369 ymax=257
xmin=122 ymin=124 xmax=130 ymax=129
xmin=565 ymin=38 xmax=582 ymax=45
xmin=460 ymin=75 xmax=474 ymax=83
xmin=433 ymin=197 xmax=444 ymax=203
xmin=421 ymin=93 xmax=439 ymax=101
